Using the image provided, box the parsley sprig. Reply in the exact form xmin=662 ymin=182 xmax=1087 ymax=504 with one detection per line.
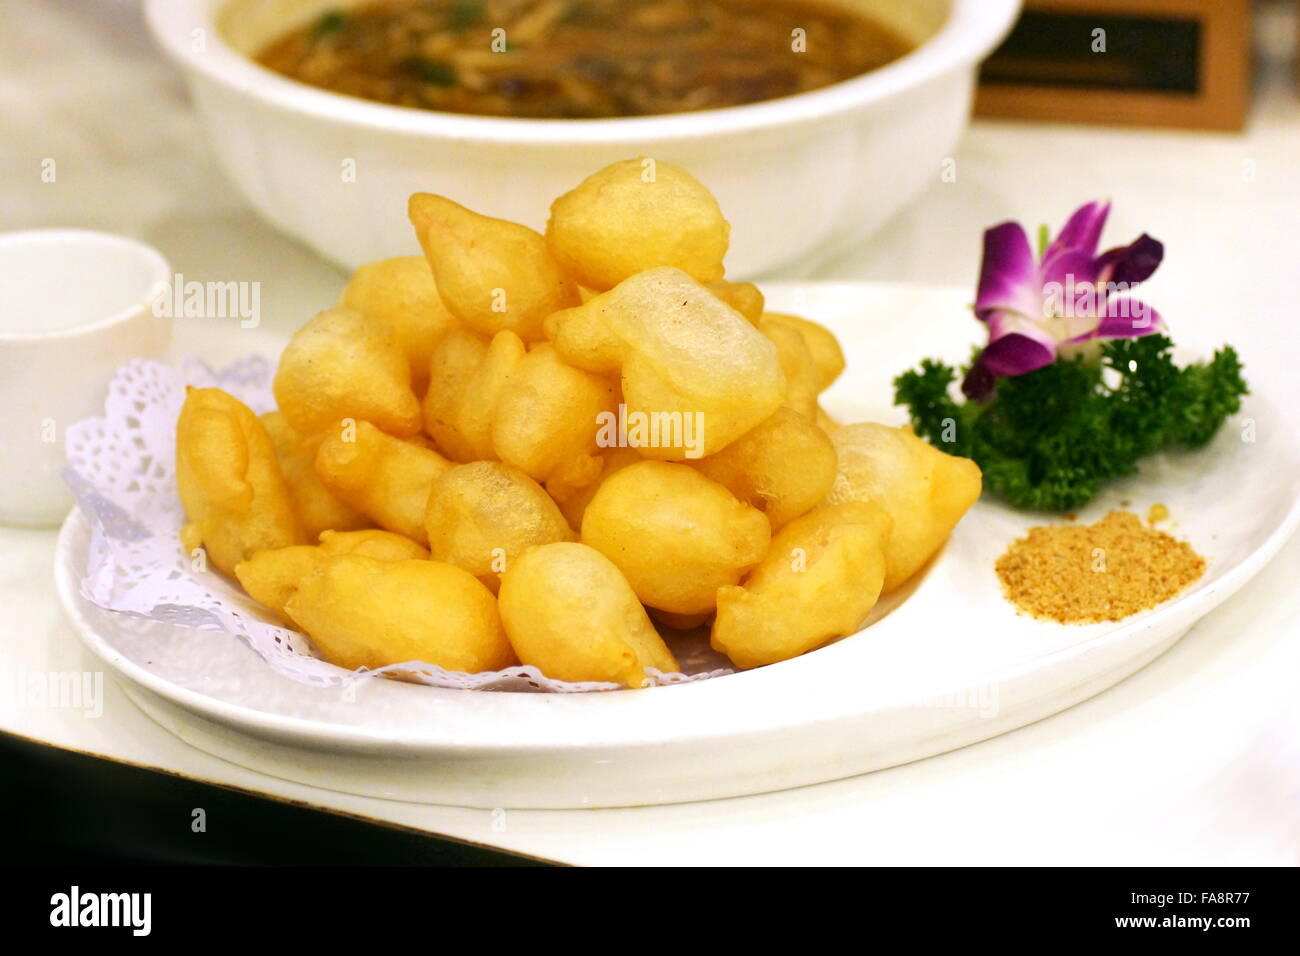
xmin=893 ymin=335 xmax=1248 ymax=511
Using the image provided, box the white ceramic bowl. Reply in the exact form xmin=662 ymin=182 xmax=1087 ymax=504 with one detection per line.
xmin=0 ymin=230 xmax=172 ymax=527
xmin=146 ymin=0 xmax=1020 ymax=277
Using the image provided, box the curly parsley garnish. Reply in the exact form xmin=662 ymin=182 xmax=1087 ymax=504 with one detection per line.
xmin=893 ymin=335 xmax=1247 ymax=512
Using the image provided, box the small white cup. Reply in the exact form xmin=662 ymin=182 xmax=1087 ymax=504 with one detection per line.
xmin=0 ymin=230 xmax=172 ymax=527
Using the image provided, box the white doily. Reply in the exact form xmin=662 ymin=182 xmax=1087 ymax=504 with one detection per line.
xmin=63 ymin=356 xmax=734 ymax=694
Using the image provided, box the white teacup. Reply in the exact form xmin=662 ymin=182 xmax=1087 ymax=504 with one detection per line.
xmin=0 ymin=230 xmax=172 ymax=527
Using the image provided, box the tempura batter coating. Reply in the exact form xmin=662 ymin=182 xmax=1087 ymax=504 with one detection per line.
xmin=234 ymin=545 xmax=321 ymax=620
xmin=423 ymin=330 xmax=616 ymax=486
xmin=315 ymin=420 xmax=452 ymax=545
xmin=691 ymin=407 xmax=837 ymax=530
xmin=491 ymin=343 xmax=617 ymax=488
xmin=285 ymin=555 xmax=515 ymax=672
xmin=273 ymin=306 xmax=421 ymax=438
xmin=409 ymin=192 xmax=577 ymax=342
xmin=423 ymin=461 xmax=575 ymax=589
xmin=341 ymin=256 xmax=458 ymax=395
xmin=581 ymin=461 xmax=771 ymax=615
xmin=551 ymin=446 xmax=641 ymax=530
xmin=823 ymin=423 xmax=982 ymax=592
xmin=498 ymin=542 xmax=677 ymax=687
xmin=317 ymin=528 xmax=430 ymax=561
xmin=175 ymin=387 xmax=304 ymax=576
xmin=547 ymin=158 xmax=729 ymax=291
xmin=761 ymin=312 xmax=846 ymax=392
xmin=545 ymin=268 xmax=786 ymax=459
xmin=235 ymin=529 xmax=430 ymax=618
xmin=712 ymin=502 xmax=893 ymax=669
xmin=758 ymin=316 xmax=820 ymax=419
xmin=422 ymin=328 xmax=524 ymax=462
xmin=705 ymin=279 xmax=764 ymax=323
xmin=260 ymin=411 xmax=371 ymax=540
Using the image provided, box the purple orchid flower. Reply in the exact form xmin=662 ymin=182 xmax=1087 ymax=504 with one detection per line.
xmin=962 ymin=201 xmax=1165 ymax=400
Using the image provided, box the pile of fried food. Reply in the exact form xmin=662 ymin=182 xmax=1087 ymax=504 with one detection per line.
xmin=176 ymin=159 xmax=982 ymax=688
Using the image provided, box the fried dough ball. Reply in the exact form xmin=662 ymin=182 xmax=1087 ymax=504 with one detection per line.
xmin=260 ymin=409 xmax=300 ymax=457
xmin=408 ymin=193 xmax=578 ymax=342
xmin=260 ymin=411 xmax=371 ymax=540
xmin=176 ymin=387 xmax=304 ymax=576
xmin=823 ymin=423 xmax=982 ymax=592
xmin=552 ymin=446 xmax=642 ymax=529
xmin=815 ymin=406 xmax=841 ymax=434
xmin=402 ymin=432 xmax=439 ymax=451
xmin=317 ymin=528 xmax=430 ymax=561
xmin=705 ymin=279 xmax=764 ymax=323
xmin=492 ymin=343 xmax=617 ymax=488
xmin=423 ymin=461 xmax=575 ymax=589
xmin=546 ymin=158 xmax=729 ymax=291
xmin=581 ymin=461 xmax=771 ymax=615
xmin=422 ymin=328 xmax=524 ymax=462
xmin=273 ymin=306 xmax=420 ymax=438
xmin=498 ymin=542 xmax=677 ymax=688
xmin=545 ymin=268 xmax=786 ymax=459
xmin=340 ymin=256 xmax=458 ymax=395
xmin=422 ymin=327 xmax=489 ymax=460
xmin=691 ymin=407 xmax=837 ymax=530
xmin=235 ymin=529 xmax=430 ymax=619
xmin=234 ymin=545 xmax=321 ymax=620
xmin=284 ymin=555 xmax=515 ymax=672
xmin=757 ymin=316 xmax=820 ymax=418
xmin=425 ymin=330 xmax=613 ymax=482
xmin=315 ymin=420 xmax=452 ymax=545
xmin=712 ymin=502 xmax=893 ymax=669
xmin=761 ymin=313 xmax=846 ymax=392
xmin=276 ymin=445 xmax=372 ymax=541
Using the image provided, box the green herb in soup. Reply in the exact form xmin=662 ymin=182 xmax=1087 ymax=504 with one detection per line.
xmin=256 ymin=0 xmax=912 ymax=118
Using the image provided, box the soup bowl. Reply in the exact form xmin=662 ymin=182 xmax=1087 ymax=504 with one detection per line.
xmin=146 ymin=0 xmax=1020 ymax=277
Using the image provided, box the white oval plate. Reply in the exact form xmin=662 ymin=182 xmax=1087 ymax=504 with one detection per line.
xmin=54 ymin=282 xmax=1300 ymax=809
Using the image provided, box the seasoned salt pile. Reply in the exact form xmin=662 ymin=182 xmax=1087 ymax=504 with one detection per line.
xmin=996 ymin=510 xmax=1205 ymax=623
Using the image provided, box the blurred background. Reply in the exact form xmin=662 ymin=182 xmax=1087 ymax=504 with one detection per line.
xmin=2 ymin=1 xmax=1294 ymax=309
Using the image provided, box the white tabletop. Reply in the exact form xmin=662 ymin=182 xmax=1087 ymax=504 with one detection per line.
xmin=2 ymin=0 xmax=1299 ymax=865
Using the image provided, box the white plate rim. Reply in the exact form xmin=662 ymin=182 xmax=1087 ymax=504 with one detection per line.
xmin=53 ymin=375 xmax=1300 ymax=760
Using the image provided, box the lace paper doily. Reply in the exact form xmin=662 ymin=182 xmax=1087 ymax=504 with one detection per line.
xmin=63 ymin=357 xmax=733 ymax=693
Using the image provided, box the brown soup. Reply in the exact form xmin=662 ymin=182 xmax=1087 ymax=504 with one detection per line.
xmin=256 ymin=0 xmax=912 ymax=119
